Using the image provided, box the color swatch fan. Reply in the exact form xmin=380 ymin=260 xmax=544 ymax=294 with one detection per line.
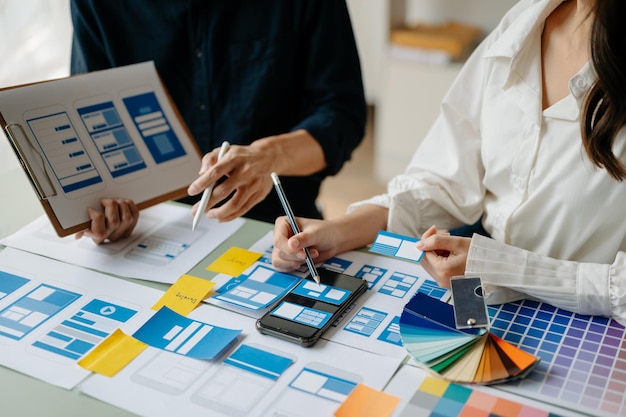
xmin=399 ymin=292 xmax=539 ymax=384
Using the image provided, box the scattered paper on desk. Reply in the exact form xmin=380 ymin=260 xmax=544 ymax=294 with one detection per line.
xmin=207 ymin=246 xmax=262 ymax=276
xmin=152 ymin=274 xmax=215 ymax=316
xmin=0 ymin=204 xmax=245 ymax=283
xmin=369 ymin=230 xmax=424 ymax=262
xmin=0 ymin=247 xmax=163 ymax=389
xmin=78 ymin=329 xmax=147 ymax=377
xmin=133 ymin=306 xmax=241 ymax=359
xmin=335 ymin=383 xmax=400 ymax=417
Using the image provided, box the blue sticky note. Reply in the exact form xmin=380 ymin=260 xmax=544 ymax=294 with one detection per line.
xmin=133 ymin=306 xmax=241 ymax=359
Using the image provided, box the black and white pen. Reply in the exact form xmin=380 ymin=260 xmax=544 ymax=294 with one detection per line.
xmin=271 ymin=172 xmax=321 ymax=285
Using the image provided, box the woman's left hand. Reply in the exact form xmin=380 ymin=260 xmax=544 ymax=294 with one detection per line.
xmin=416 ymin=225 xmax=471 ymax=288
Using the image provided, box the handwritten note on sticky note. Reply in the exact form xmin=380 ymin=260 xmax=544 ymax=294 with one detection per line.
xmin=78 ymin=329 xmax=147 ymax=377
xmin=334 ymin=383 xmax=401 ymax=417
xmin=152 ymin=274 xmax=215 ymax=316
xmin=207 ymin=247 xmax=262 ymax=276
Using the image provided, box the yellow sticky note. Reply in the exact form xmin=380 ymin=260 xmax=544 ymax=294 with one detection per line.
xmin=334 ymin=384 xmax=401 ymax=417
xmin=78 ymin=329 xmax=147 ymax=377
xmin=152 ymin=274 xmax=215 ymax=316
xmin=207 ymin=247 xmax=262 ymax=276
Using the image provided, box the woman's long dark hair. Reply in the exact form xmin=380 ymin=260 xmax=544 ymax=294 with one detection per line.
xmin=582 ymin=0 xmax=626 ymax=181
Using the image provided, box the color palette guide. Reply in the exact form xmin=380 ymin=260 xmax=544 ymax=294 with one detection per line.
xmin=399 ymin=293 xmax=539 ymax=384
xmin=385 ymin=364 xmax=568 ymax=417
xmin=488 ymin=299 xmax=626 ymax=417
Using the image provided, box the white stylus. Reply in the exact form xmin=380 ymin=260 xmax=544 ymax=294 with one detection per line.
xmin=191 ymin=141 xmax=230 ymax=231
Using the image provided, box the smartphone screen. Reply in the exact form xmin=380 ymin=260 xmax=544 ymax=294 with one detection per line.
xmin=256 ymin=268 xmax=367 ymax=347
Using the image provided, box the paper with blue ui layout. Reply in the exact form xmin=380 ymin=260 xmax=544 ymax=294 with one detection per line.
xmin=133 ymin=306 xmax=240 ymax=360
xmin=79 ymin=302 xmax=404 ymax=417
xmin=0 ymin=61 xmax=203 ymax=237
xmin=369 ymin=230 xmax=424 ymax=262
xmin=209 ymin=231 xmax=307 ymax=318
xmin=0 ymin=247 xmax=162 ymax=389
xmin=1 ymin=203 xmax=245 ymax=283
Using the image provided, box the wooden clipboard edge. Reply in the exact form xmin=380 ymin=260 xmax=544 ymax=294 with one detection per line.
xmin=49 ymin=186 xmax=190 ymax=238
xmin=1 ymin=62 xmax=203 ymax=239
xmin=0 ymin=111 xmax=72 ymax=238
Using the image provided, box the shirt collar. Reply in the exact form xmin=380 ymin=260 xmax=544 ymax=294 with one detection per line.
xmin=543 ymin=61 xmax=596 ymax=121
xmin=483 ymin=0 xmax=563 ymax=61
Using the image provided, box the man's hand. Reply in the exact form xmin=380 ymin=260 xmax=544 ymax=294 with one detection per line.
xmin=75 ymin=198 xmax=139 ymax=244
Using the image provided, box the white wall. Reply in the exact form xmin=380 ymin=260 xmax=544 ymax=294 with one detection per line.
xmin=0 ymin=0 xmax=71 ymax=237
xmin=346 ymin=0 xmax=520 ymax=182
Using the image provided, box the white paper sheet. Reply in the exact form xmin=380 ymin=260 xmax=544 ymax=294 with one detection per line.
xmin=209 ymin=231 xmax=450 ymax=358
xmin=1 ymin=203 xmax=244 ymax=283
xmin=79 ymin=301 xmax=403 ymax=417
xmin=0 ymin=247 xmax=163 ymax=389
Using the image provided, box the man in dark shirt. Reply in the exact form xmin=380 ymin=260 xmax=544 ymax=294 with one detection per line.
xmin=70 ymin=0 xmax=366 ymax=243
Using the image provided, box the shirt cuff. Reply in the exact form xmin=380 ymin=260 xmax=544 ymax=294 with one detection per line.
xmin=466 ymin=234 xmax=614 ymax=320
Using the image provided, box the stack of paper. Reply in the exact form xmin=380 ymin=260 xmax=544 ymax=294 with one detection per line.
xmin=399 ymin=293 xmax=539 ymax=384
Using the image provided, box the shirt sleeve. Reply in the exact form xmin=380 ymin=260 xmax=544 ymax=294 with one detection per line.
xmin=346 ymin=29 xmax=497 ymax=235
xmin=290 ymin=1 xmax=367 ymax=177
xmin=466 ymin=233 xmax=626 ymax=326
xmin=70 ymin=0 xmax=109 ymax=74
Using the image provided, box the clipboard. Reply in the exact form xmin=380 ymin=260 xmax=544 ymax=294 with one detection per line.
xmin=0 ymin=62 xmax=203 ymax=237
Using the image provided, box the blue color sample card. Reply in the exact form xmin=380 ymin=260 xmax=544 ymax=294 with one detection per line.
xmin=133 ymin=306 xmax=241 ymax=359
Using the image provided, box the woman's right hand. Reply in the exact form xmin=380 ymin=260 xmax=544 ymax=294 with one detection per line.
xmin=271 ymin=216 xmax=340 ymax=272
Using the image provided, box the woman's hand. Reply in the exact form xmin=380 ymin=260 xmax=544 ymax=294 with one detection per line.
xmin=75 ymin=198 xmax=139 ymax=244
xmin=417 ymin=225 xmax=471 ymax=288
xmin=271 ymin=216 xmax=341 ymax=272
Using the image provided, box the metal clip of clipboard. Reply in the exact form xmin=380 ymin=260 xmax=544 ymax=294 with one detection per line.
xmin=4 ymin=121 xmax=57 ymax=200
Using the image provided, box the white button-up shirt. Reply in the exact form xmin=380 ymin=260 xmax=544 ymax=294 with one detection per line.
xmin=350 ymin=0 xmax=626 ymax=323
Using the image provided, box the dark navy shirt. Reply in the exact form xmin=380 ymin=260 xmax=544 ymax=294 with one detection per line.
xmin=70 ymin=0 xmax=366 ymax=222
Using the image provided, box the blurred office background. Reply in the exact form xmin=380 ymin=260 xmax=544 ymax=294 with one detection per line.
xmin=0 ymin=0 xmax=517 ymax=238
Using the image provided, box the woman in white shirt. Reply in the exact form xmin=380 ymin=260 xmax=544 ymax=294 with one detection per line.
xmin=271 ymin=0 xmax=626 ymax=324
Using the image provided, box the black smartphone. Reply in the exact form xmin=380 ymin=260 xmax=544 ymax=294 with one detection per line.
xmin=255 ymin=268 xmax=368 ymax=347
